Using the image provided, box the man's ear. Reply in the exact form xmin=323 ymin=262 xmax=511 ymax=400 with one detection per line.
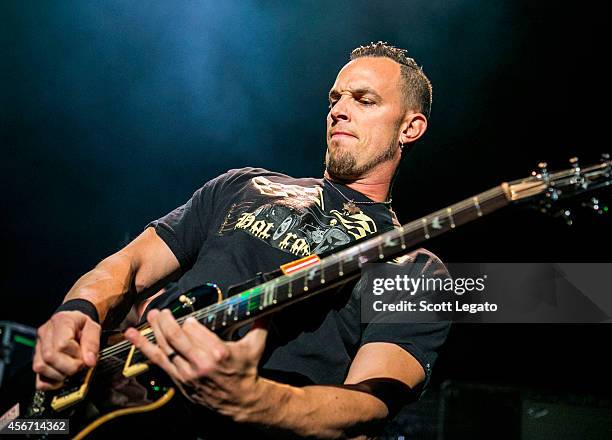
xmin=399 ymin=113 xmax=427 ymax=146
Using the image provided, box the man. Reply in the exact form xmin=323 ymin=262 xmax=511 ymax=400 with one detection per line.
xmin=33 ymin=42 xmax=449 ymax=438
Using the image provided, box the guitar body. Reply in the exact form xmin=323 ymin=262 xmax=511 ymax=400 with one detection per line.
xmin=37 ymin=369 xmax=181 ymax=439
xmin=22 ymin=283 xmax=222 ymax=439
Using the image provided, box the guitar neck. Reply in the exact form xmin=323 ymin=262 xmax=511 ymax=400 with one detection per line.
xmin=184 ymin=183 xmax=511 ymax=332
xmin=176 ymin=158 xmax=612 ymax=334
xmin=91 ymin=182 xmax=510 ymax=378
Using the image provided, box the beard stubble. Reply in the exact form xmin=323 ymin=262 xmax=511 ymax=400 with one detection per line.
xmin=325 ymin=133 xmax=400 ymax=179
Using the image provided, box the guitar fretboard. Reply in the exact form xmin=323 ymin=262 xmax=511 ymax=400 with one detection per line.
xmin=186 ymin=184 xmax=510 ymax=332
xmin=92 ymin=184 xmax=510 ymax=378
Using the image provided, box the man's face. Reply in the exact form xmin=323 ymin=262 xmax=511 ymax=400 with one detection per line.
xmin=325 ymin=57 xmax=405 ymax=180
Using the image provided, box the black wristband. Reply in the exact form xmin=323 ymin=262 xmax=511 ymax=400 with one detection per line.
xmin=55 ymin=299 xmax=100 ymax=324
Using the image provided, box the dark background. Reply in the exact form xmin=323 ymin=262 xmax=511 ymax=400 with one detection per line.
xmin=2 ymin=0 xmax=610 ymax=415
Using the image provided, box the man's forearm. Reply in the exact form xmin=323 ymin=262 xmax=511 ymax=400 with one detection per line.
xmin=237 ymin=378 xmax=389 ymax=439
xmin=64 ymin=252 xmax=137 ymax=323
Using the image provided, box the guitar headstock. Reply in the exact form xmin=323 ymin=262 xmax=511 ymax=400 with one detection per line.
xmin=505 ymin=154 xmax=611 ymax=224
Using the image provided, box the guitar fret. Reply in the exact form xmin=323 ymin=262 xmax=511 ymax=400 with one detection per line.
xmin=384 ymin=234 xmax=397 ymax=248
xmin=225 ymin=299 xmax=238 ymax=325
xmin=263 ymin=284 xmax=274 ymax=307
xmin=377 ymin=242 xmax=384 ymax=259
xmin=245 ymin=290 xmax=252 ymax=316
xmin=447 ymin=207 xmax=456 ymax=228
xmin=258 ymin=290 xmax=264 ymax=310
xmin=338 ymin=258 xmax=344 ymax=276
xmin=399 ymin=226 xmax=407 ymax=249
xmin=209 ymin=313 xmax=216 ymax=330
xmin=473 ymin=196 xmax=483 ymax=216
xmin=287 ymin=279 xmax=293 ymax=298
xmin=357 ymin=252 xmax=368 ymax=268
xmin=320 ymin=264 xmax=326 ymax=284
xmin=421 ymin=218 xmax=430 ymax=239
xmin=344 ymin=255 xmax=359 ymax=274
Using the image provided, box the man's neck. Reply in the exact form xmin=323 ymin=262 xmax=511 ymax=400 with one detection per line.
xmin=324 ymin=165 xmax=395 ymax=202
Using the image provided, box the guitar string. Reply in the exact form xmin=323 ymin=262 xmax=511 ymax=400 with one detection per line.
xmin=94 ymin=187 xmax=507 ymax=374
xmin=175 ymin=185 xmax=505 ymax=328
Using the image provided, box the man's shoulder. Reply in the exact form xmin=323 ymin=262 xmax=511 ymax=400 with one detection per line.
xmin=211 ymin=167 xmax=321 ymax=187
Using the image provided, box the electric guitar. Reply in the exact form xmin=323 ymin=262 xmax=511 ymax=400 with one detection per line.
xmin=15 ymin=156 xmax=612 ymax=438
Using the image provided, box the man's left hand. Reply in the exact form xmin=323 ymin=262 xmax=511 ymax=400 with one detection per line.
xmin=124 ymin=309 xmax=268 ymax=420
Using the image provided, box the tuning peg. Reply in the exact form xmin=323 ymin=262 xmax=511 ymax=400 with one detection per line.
xmin=536 ymin=161 xmax=559 ymax=201
xmin=569 ymin=156 xmax=579 ymax=170
xmin=546 ymin=188 xmax=559 ymax=201
xmin=601 ymin=153 xmax=610 ymax=162
xmin=554 ymin=208 xmax=574 ymax=226
xmin=568 ymin=156 xmax=589 ymax=189
xmin=533 ymin=161 xmax=549 ymax=179
xmin=581 ymin=197 xmax=609 ymax=215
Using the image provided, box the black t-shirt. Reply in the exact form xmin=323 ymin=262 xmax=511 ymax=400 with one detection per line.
xmin=147 ymin=167 xmax=450 ymax=431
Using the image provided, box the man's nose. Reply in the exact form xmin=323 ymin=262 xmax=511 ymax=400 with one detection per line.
xmin=330 ymin=97 xmax=350 ymax=122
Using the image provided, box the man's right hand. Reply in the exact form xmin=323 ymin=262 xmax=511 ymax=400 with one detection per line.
xmin=33 ymin=311 xmax=101 ymax=391
xmin=31 ymin=227 xmax=180 ymax=391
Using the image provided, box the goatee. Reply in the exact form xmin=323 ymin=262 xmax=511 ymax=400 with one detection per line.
xmin=325 ymin=137 xmax=399 ymax=179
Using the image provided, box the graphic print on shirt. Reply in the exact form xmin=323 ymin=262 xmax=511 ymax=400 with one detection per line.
xmin=232 ymin=176 xmax=379 ymax=256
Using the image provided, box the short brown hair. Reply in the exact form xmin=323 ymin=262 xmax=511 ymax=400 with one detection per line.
xmin=350 ymin=41 xmax=432 ymax=118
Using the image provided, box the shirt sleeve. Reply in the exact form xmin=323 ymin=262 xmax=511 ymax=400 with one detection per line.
xmin=146 ymin=173 xmax=228 ymax=271
xmin=358 ymin=249 xmax=452 ymax=391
